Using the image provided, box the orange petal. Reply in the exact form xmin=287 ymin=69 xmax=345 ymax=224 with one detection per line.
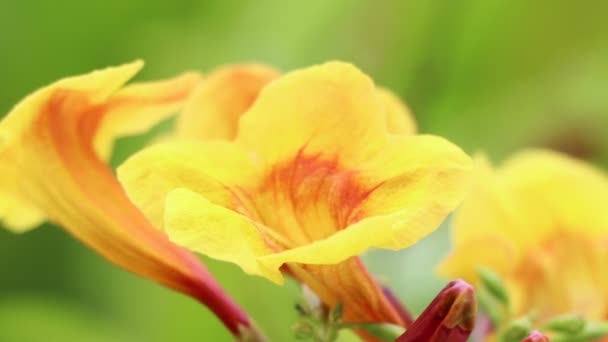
xmin=0 ymin=62 xmax=253 ymax=336
xmin=288 ymin=260 xmax=405 ymax=328
xmin=177 ymin=64 xmax=279 ymax=140
xmin=93 ymin=71 xmax=202 ymax=160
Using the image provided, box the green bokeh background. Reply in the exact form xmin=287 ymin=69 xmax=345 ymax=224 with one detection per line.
xmin=1 ymin=1 xmax=607 ymax=341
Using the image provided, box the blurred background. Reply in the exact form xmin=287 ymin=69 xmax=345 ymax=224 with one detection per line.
xmin=1 ymin=1 xmax=607 ymax=341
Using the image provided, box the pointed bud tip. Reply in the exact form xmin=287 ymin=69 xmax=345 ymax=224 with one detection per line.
xmin=396 ymin=279 xmax=477 ymax=342
xmin=443 ymin=279 xmax=477 ymax=332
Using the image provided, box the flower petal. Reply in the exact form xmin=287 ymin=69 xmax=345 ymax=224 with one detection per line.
xmin=287 ymin=260 xmax=404 ymax=326
xmin=236 ymin=62 xmax=388 ymax=167
xmin=163 ymin=191 xmax=404 ymax=326
xmin=0 ymin=61 xmax=143 ymax=232
xmin=117 ymin=141 xmax=259 ymax=230
xmin=177 ymin=64 xmax=279 ymax=140
xmin=436 ymin=237 xmax=515 ymax=283
xmin=258 ymin=209 xmax=411 ymax=268
xmin=450 ymin=150 xmax=608 ymax=256
xmin=376 ymin=87 xmax=416 ymax=135
xmin=164 ymin=188 xmax=283 ymax=284
xmin=0 ymin=157 xmax=44 ymax=232
xmin=93 ymin=71 xmax=202 ymax=160
xmin=0 ymin=192 xmax=45 ymax=233
xmin=0 ymin=62 xmax=254 ymax=336
xmin=500 ymin=149 xmax=608 ymax=241
xmin=356 ymin=134 xmax=472 ymax=250
xmin=450 ymin=154 xmax=524 ymax=246
xmin=0 ymin=61 xmax=143 ymax=144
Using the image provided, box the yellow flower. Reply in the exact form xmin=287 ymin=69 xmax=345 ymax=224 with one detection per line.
xmin=438 ymin=150 xmax=608 ymax=322
xmin=0 ymin=61 xmax=262 ymax=338
xmin=118 ymin=61 xmax=472 ymax=329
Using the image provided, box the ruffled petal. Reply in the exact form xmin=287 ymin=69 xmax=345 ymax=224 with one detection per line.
xmin=436 ymin=237 xmax=515 ymax=283
xmin=164 ymin=188 xmax=404 ymax=325
xmin=117 ymin=141 xmax=259 ymax=230
xmin=500 ymin=149 xmax=608 ymax=243
xmin=355 ymin=134 xmax=472 ymax=250
xmin=451 ymin=150 xmax=608 ymax=256
xmin=164 ymin=188 xmax=282 ymax=284
xmin=93 ymin=71 xmax=202 ymax=159
xmin=237 ymin=62 xmax=388 ymax=168
xmin=177 ymin=64 xmax=279 ymax=140
xmin=450 ymin=154 xmax=524 ymax=246
xmin=376 ymin=87 xmax=416 ymax=135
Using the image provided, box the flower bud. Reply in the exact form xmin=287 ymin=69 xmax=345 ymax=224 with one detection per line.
xmin=396 ymin=280 xmax=477 ymax=342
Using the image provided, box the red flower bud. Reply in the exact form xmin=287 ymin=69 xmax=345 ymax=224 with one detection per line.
xmin=396 ymin=280 xmax=476 ymax=342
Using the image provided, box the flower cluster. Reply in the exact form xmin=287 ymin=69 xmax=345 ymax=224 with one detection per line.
xmin=1 ymin=60 xmax=606 ymax=341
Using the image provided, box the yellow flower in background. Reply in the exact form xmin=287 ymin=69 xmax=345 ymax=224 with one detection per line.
xmin=118 ymin=61 xmax=472 ymax=330
xmin=0 ymin=62 xmax=264 ymax=339
xmin=439 ymin=150 xmax=608 ymax=322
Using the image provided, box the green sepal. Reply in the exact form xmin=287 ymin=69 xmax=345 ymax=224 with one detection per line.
xmin=500 ymin=316 xmax=533 ymax=342
xmin=478 ymin=267 xmax=510 ymax=305
xmin=543 ymin=313 xmax=586 ymax=335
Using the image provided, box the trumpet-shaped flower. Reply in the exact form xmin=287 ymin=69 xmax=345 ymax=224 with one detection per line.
xmin=118 ymin=61 xmax=472 ymax=331
xmin=439 ymin=150 xmax=608 ymax=322
xmin=0 ymin=62 xmax=262 ymax=339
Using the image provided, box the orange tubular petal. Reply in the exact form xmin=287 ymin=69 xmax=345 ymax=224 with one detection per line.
xmin=0 ymin=62 xmax=254 ymax=337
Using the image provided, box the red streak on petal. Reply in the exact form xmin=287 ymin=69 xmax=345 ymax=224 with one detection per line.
xmin=258 ymin=148 xmax=380 ymax=246
xmin=253 ymin=148 xmax=403 ymax=339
